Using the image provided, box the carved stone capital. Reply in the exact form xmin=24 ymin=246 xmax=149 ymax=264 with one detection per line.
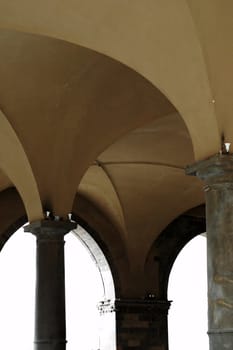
xmin=24 ymin=220 xmax=77 ymax=240
xmin=186 ymin=154 xmax=233 ymax=187
xmin=115 ymin=298 xmax=171 ymax=316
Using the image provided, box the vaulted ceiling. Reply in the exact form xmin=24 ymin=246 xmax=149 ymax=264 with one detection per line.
xmin=0 ymin=0 xmax=231 ymax=295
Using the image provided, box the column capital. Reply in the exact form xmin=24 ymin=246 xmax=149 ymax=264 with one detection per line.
xmin=186 ymin=154 xmax=233 ymax=186
xmin=115 ymin=298 xmax=171 ymax=315
xmin=24 ymin=220 xmax=77 ymax=238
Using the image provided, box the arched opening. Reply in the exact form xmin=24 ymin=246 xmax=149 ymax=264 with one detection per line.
xmin=0 ymin=223 xmax=116 ymax=349
xmin=68 ymin=226 xmax=116 ymax=350
xmin=0 ymin=227 xmax=35 ymax=350
xmin=168 ymin=235 xmax=208 ymax=350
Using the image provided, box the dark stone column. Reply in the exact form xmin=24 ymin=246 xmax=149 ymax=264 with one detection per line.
xmin=115 ymin=298 xmax=171 ymax=350
xmin=24 ymin=220 xmax=76 ymax=350
xmin=186 ymin=154 xmax=233 ymax=350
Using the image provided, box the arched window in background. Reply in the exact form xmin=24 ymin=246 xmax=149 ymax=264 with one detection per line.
xmin=0 ymin=224 xmax=116 ymax=350
xmin=168 ymin=235 xmax=208 ymax=350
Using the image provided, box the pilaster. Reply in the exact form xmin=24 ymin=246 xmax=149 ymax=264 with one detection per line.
xmin=115 ymin=298 xmax=171 ymax=350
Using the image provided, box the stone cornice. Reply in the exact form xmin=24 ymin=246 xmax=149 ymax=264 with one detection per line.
xmin=115 ymin=298 xmax=171 ymax=314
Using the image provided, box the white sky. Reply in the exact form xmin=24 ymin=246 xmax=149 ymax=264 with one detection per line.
xmin=0 ymin=228 xmax=208 ymax=350
xmin=0 ymin=228 xmax=103 ymax=350
xmin=168 ymin=235 xmax=208 ymax=350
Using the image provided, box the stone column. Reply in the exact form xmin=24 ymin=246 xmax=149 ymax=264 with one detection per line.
xmin=24 ymin=220 xmax=76 ymax=350
xmin=186 ymin=154 xmax=233 ymax=350
xmin=115 ymin=298 xmax=171 ymax=350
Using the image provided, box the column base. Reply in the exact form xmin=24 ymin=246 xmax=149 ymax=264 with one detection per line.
xmin=208 ymin=329 xmax=233 ymax=350
xmin=34 ymin=339 xmax=67 ymax=350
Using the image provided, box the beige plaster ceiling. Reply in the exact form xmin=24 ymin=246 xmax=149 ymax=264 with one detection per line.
xmin=187 ymin=0 xmax=233 ymax=140
xmin=0 ymin=29 xmax=175 ymax=221
xmin=0 ymin=0 xmax=227 ymax=158
xmin=79 ymin=113 xmax=204 ymax=271
xmin=0 ymin=170 xmax=11 ymax=193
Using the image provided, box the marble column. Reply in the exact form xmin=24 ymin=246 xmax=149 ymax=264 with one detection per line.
xmin=24 ymin=220 xmax=76 ymax=350
xmin=186 ymin=154 xmax=233 ymax=350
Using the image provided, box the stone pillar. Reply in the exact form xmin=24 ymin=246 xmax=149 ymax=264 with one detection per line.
xmin=24 ymin=220 xmax=76 ymax=350
xmin=186 ymin=154 xmax=233 ymax=350
xmin=115 ymin=298 xmax=171 ymax=350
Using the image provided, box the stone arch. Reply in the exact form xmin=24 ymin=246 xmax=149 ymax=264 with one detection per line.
xmin=70 ymin=224 xmax=116 ymax=350
xmin=0 ymin=188 xmax=125 ymax=302
xmin=0 ymin=190 xmax=117 ymax=350
xmin=144 ymin=206 xmax=206 ymax=299
xmin=0 ymin=188 xmax=119 ymax=297
xmin=72 ymin=224 xmax=115 ymax=301
xmin=72 ymin=194 xmax=129 ymax=297
xmin=0 ymin=194 xmax=119 ymax=304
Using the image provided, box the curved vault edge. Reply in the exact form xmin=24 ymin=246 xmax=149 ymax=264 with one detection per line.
xmin=96 ymin=163 xmax=127 ymax=236
xmin=73 ymin=225 xmax=115 ymax=300
xmin=0 ymin=109 xmax=43 ymax=221
xmin=78 ymin=164 xmax=127 ymax=240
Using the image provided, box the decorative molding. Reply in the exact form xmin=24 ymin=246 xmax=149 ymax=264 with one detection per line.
xmin=97 ymin=299 xmax=115 ymax=314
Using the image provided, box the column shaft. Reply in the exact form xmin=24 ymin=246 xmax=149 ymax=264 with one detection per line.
xmin=186 ymin=154 xmax=233 ymax=350
xmin=24 ymin=220 xmax=76 ymax=350
xmin=206 ymin=184 xmax=233 ymax=349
